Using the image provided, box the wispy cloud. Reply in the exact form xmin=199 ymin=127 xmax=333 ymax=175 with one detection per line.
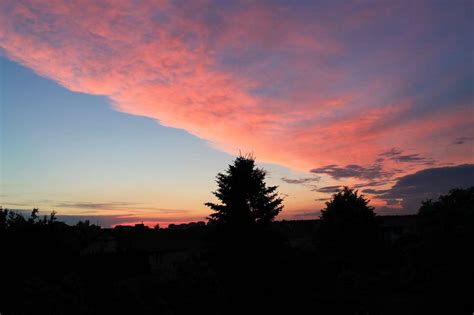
xmin=310 ymin=164 xmax=393 ymax=181
xmin=0 ymin=0 xmax=472 ymax=176
xmin=311 ymin=185 xmax=342 ymax=193
xmin=453 ymin=137 xmax=474 ymax=145
xmin=281 ymin=177 xmax=320 ymax=185
xmin=378 ymin=148 xmax=436 ymax=165
xmin=291 ymin=211 xmax=321 ymax=219
xmin=361 ymin=188 xmax=390 ymax=195
xmin=352 ymin=181 xmax=390 ymax=188
xmin=52 ymin=201 xmax=191 ymax=215
xmin=54 ymin=202 xmax=138 ymax=210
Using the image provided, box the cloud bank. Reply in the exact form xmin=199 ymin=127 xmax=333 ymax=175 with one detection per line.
xmin=370 ymin=164 xmax=474 ymax=213
xmin=1 ymin=0 xmax=473 ymax=175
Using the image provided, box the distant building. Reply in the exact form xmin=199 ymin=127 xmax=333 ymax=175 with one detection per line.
xmin=168 ymin=221 xmax=206 ymax=230
xmin=81 ymin=233 xmax=118 ymax=255
xmin=272 ymin=215 xmax=418 ymax=247
xmin=80 ymin=226 xmax=205 ymax=274
xmin=376 ymin=215 xmax=418 ymax=242
xmin=271 ymin=219 xmax=320 ymax=249
xmin=80 ymin=216 xmax=418 ymax=260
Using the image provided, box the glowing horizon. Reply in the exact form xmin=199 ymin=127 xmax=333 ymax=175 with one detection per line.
xmin=1 ymin=0 xmax=473 ymax=227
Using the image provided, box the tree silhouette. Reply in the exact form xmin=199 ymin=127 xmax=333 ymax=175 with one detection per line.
xmin=409 ymin=187 xmax=474 ymax=313
xmin=205 ymin=154 xmax=283 ymax=227
xmin=28 ymin=208 xmax=39 ymax=224
xmin=418 ymin=186 xmax=474 ymax=235
xmin=318 ymin=187 xmax=378 ymax=263
xmin=0 ymin=207 xmax=7 ymax=230
xmin=48 ymin=210 xmax=57 ymax=224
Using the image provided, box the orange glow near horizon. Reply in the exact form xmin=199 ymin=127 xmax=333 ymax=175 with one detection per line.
xmin=1 ymin=0 xmax=473 ymax=225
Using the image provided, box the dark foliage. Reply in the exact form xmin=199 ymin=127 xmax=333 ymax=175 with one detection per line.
xmin=205 ymin=154 xmax=283 ymax=227
xmin=1 ymin=187 xmax=473 ymax=314
xmin=406 ymin=187 xmax=474 ymax=313
xmin=318 ymin=187 xmax=378 ymax=263
xmin=418 ymin=186 xmax=474 ymax=235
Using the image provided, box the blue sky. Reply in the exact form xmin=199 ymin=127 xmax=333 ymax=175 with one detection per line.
xmin=1 ymin=57 xmax=314 ymax=226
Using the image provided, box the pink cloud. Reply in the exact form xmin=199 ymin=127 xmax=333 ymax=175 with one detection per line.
xmin=1 ymin=0 xmax=472 ymax=181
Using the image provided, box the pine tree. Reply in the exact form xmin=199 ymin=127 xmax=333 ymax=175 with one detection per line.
xmin=205 ymin=154 xmax=284 ymax=227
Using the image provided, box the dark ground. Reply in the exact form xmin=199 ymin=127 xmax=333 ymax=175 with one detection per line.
xmin=1 ymin=213 xmax=472 ymax=315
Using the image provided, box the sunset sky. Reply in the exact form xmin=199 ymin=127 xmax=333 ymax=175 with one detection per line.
xmin=1 ymin=0 xmax=473 ymax=227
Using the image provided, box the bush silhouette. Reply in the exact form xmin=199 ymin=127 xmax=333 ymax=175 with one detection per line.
xmin=318 ymin=187 xmax=378 ymax=264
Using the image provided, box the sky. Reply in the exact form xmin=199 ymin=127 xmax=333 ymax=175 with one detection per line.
xmin=1 ymin=0 xmax=473 ymax=227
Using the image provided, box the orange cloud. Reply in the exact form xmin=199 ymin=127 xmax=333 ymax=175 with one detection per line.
xmin=1 ymin=0 xmax=472 ymax=180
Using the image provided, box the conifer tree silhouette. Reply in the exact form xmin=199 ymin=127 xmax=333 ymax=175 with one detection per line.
xmin=205 ymin=154 xmax=283 ymax=227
